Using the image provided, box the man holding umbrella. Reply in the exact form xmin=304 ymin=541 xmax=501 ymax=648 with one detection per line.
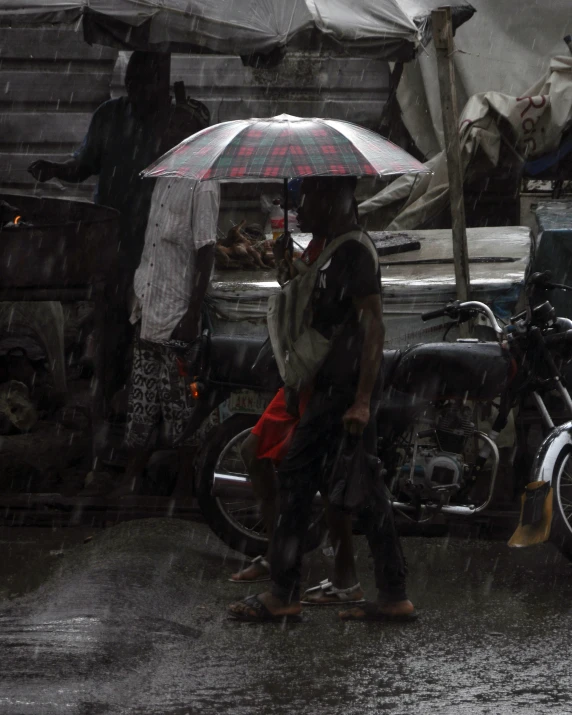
xmin=142 ymin=113 xmax=426 ymax=621
xmin=228 ymin=175 xmax=416 ymax=623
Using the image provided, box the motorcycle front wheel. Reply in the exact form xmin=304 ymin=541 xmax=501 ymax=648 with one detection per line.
xmin=196 ymin=413 xmax=327 ymax=558
xmin=551 ymin=448 xmax=572 ymax=560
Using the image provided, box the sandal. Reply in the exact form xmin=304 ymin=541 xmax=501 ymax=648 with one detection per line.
xmin=338 ymin=600 xmax=418 ymax=622
xmin=228 ymin=595 xmax=303 ymax=623
xmin=301 ymin=579 xmax=365 ymax=606
xmin=229 ymin=556 xmax=271 ymax=583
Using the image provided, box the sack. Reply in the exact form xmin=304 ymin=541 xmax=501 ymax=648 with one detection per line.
xmin=251 ymin=337 xmax=282 ymax=392
xmin=267 ymin=229 xmax=378 ymax=390
xmin=328 ymin=434 xmax=384 ymax=512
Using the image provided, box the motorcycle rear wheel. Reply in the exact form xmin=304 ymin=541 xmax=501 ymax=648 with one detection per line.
xmin=196 ymin=413 xmax=327 ymax=558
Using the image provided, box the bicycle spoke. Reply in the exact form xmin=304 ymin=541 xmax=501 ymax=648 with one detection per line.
xmin=226 ymin=505 xmax=259 ymax=517
xmin=214 ymin=424 xmax=272 ymax=544
xmin=250 ymin=518 xmax=265 ymax=533
xmin=221 ymin=499 xmax=251 ymax=510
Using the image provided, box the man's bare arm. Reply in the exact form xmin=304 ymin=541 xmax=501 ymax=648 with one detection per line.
xmin=171 ymin=243 xmax=215 ymax=343
xmin=28 ymin=158 xmax=93 ymax=184
xmin=343 ymin=293 xmax=385 ymax=435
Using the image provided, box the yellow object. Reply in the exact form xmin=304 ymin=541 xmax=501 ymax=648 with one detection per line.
xmin=508 ymin=481 xmax=553 ymax=547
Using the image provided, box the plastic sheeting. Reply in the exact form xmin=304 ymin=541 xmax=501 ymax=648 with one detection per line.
xmin=397 ymin=0 xmax=572 ymax=160
xmin=533 ymin=201 xmax=572 ymax=320
xmin=360 ymin=56 xmax=572 ymax=230
xmin=0 ymin=0 xmax=474 ymax=58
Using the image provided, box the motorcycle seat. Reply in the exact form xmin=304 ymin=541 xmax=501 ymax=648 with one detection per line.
xmin=208 ymin=339 xmax=402 ymax=391
xmin=209 ymin=333 xmax=268 ymax=387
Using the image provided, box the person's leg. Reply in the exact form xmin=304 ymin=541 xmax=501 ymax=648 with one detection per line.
xmin=228 ymin=391 xmax=350 ymax=620
xmin=230 ymin=432 xmax=277 ymax=582
xmin=109 ymin=336 xmax=160 ymax=499
xmin=229 ymin=386 xmax=307 ymax=582
xmin=328 ymin=505 xmax=361 ymax=589
xmin=242 ymin=432 xmax=278 ymax=546
xmin=301 ymin=502 xmax=364 ymax=606
xmin=339 ymin=416 xmax=415 ymax=620
xmin=356 ymin=489 xmax=412 ymax=607
xmin=157 ymin=341 xmax=203 ymax=500
xmin=271 ymin=391 xmax=344 ymax=604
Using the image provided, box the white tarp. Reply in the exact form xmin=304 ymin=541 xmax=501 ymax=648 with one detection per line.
xmin=208 ymin=226 xmax=532 ymax=346
xmin=360 ymin=55 xmax=572 ymax=230
xmin=396 ymin=0 xmax=572 ymax=159
xmin=0 ymin=0 xmax=474 ymax=58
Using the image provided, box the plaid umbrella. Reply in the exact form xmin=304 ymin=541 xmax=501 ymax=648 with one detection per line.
xmin=142 ymin=114 xmax=428 ymax=181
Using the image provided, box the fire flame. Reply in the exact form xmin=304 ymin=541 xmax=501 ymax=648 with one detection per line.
xmin=14 ymin=216 xmax=21 ymax=225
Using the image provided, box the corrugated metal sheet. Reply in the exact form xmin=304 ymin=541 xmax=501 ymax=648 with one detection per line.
xmin=112 ymin=52 xmax=390 ymax=128
xmin=0 ymin=27 xmax=117 ymax=199
xmin=113 ymin=52 xmax=390 ymax=230
xmin=0 ymin=28 xmax=389 ymax=211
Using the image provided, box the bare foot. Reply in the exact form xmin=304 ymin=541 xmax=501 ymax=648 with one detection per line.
xmin=338 ymin=599 xmax=417 ymax=622
xmin=377 ymin=600 xmax=416 ymax=617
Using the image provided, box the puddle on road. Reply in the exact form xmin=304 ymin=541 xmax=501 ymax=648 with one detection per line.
xmin=0 ymin=519 xmax=571 ymax=714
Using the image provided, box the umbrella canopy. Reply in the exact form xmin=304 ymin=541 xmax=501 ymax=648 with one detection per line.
xmin=142 ymin=114 xmax=429 ymax=181
xmin=0 ymin=0 xmax=475 ymax=58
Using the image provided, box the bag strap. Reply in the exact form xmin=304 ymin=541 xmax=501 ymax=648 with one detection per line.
xmin=296 ymin=230 xmax=379 ymax=277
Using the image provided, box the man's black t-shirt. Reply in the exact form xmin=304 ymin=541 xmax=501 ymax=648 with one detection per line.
xmin=311 ymin=229 xmax=381 ymax=390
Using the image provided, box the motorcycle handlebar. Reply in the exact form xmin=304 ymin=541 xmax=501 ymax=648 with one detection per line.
xmin=421 ymin=300 xmax=504 ymax=336
xmin=421 ymin=307 xmax=448 ymax=322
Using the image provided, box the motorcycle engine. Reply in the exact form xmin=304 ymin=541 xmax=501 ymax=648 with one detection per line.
xmin=399 ymin=405 xmax=474 ymax=501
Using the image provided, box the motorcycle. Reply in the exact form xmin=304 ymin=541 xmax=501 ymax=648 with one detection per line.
xmin=197 ymin=272 xmax=572 ymax=561
xmin=178 ymin=300 xmax=325 ymax=556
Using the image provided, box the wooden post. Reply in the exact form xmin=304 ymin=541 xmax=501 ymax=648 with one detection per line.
xmin=432 ymin=7 xmax=471 ymax=307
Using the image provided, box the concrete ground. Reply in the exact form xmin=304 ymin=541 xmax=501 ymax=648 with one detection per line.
xmin=0 ymin=518 xmax=571 ymax=715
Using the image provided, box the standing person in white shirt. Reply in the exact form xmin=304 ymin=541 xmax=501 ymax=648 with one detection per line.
xmin=110 ymin=119 xmax=220 ymax=499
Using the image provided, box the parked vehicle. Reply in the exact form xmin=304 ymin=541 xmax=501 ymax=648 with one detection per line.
xmin=201 ymin=273 xmax=572 ymax=561
xmin=176 ymin=299 xmax=323 ymax=556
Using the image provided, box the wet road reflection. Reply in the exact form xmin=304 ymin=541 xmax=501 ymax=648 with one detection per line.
xmin=0 ymin=519 xmax=571 ymax=714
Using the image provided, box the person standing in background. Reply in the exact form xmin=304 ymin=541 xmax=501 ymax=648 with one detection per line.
xmin=28 ymin=51 xmax=172 ymax=282
xmin=108 ymin=110 xmax=220 ymax=499
xmin=28 ymin=52 xmax=208 ymax=396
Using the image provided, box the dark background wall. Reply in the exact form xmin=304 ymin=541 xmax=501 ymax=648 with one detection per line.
xmin=0 ymin=26 xmax=391 ymax=228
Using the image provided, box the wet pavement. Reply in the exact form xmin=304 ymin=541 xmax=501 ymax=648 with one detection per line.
xmin=1 ymin=518 xmax=572 ymax=715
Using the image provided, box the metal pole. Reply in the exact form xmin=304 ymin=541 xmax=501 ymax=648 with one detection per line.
xmin=283 ymin=177 xmax=289 ymax=236
xmin=432 ymin=6 xmax=471 ymax=305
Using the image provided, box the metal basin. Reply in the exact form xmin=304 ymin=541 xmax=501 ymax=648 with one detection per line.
xmin=0 ymin=193 xmax=120 ymax=287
